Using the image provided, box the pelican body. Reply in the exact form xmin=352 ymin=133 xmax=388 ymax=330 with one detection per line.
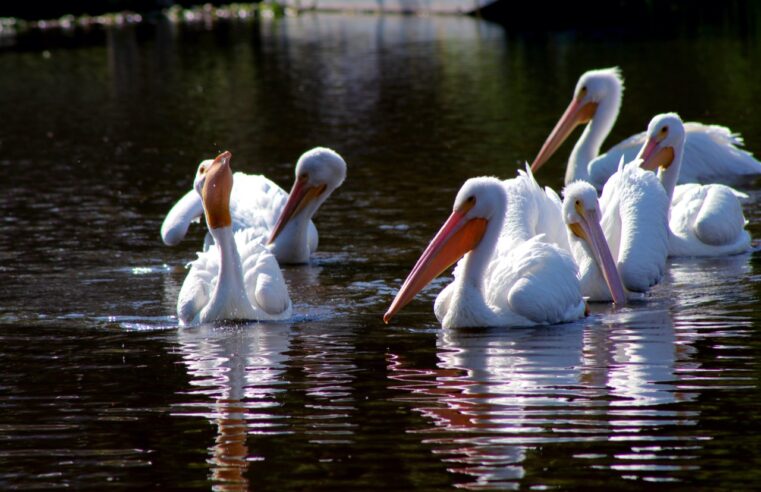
xmin=384 ymin=174 xmax=625 ymax=329
xmin=531 ymin=67 xmax=761 ymax=189
xmin=637 ymin=114 xmax=752 ymax=257
xmin=562 ymin=165 xmax=669 ymax=302
xmin=162 ymin=147 xmax=347 ymax=264
xmin=177 ymin=151 xmax=292 ymax=326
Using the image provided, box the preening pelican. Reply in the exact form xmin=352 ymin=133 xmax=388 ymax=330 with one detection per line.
xmin=161 ymin=147 xmax=347 ymax=264
xmin=637 ymin=113 xmax=752 ymax=257
xmin=176 ymin=151 xmax=292 ymax=326
xmin=563 ymin=169 xmax=668 ymax=302
xmin=383 ymin=177 xmax=590 ymax=329
xmin=530 ymin=67 xmax=761 ymax=189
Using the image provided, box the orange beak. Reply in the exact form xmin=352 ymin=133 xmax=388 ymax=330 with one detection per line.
xmin=637 ymin=138 xmax=674 ymax=171
xmin=383 ymin=209 xmax=487 ymax=324
xmin=571 ymin=207 xmax=626 ymax=305
xmin=268 ymin=176 xmax=326 ymax=244
xmin=202 ymin=151 xmax=233 ymax=230
xmin=531 ymin=96 xmax=599 ymax=173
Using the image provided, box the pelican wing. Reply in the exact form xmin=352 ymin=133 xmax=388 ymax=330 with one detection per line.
xmin=678 ymin=123 xmax=761 ymax=184
xmin=588 ymin=132 xmax=647 ymax=190
xmin=488 ymin=236 xmax=584 ymax=325
xmin=601 ymin=164 xmax=669 ymax=292
xmin=668 ymin=183 xmax=751 ymax=256
xmin=237 ymin=229 xmax=293 ymax=318
xmin=177 ymin=252 xmax=217 ymax=325
xmin=588 ymin=123 xmax=761 ymax=190
xmin=229 ymin=173 xmax=288 ymax=236
xmin=505 ymin=167 xmax=569 ymax=251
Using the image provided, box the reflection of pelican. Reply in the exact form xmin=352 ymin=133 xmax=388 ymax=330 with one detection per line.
xmin=388 ymin=326 xmax=585 ymax=489
xmin=162 ymin=147 xmax=347 ymax=264
xmin=593 ymin=309 xmax=689 ymax=407
xmin=175 ymin=323 xmax=293 ymax=490
xmin=638 ymin=114 xmax=752 ymax=257
xmin=176 ymin=151 xmax=292 ymax=325
xmin=384 ymin=177 xmax=587 ymax=328
xmin=387 ymin=306 xmax=697 ymax=488
xmin=530 ymin=67 xmax=761 ymax=189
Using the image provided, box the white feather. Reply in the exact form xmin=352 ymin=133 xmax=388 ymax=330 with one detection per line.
xmin=177 ymin=228 xmax=292 ymax=326
xmin=600 ymin=162 xmax=670 ymax=292
xmin=430 ymin=176 xmax=585 ymax=328
xmin=588 ymin=123 xmax=761 ymax=190
xmin=161 ymin=147 xmax=346 ymax=264
xmin=667 ymin=183 xmax=751 ymax=256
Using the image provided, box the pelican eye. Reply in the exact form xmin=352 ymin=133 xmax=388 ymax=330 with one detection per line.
xmin=661 ymin=126 xmax=669 ymax=134
xmin=575 ymin=199 xmax=581 ymax=206
xmin=199 ymin=166 xmax=206 ymax=175
xmin=579 ymin=86 xmax=587 ymax=97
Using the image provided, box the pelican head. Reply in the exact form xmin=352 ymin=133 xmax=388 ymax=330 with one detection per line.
xmin=201 ymin=151 xmax=233 ymax=230
xmin=562 ymin=181 xmax=626 ymax=305
xmin=531 ymin=67 xmax=624 ymax=173
xmin=637 ymin=112 xmax=686 ymax=172
xmin=637 ymin=113 xmax=686 ymax=200
xmin=268 ymin=147 xmax=347 ymax=245
xmin=383 ymin=177 xmax=503 ymax=324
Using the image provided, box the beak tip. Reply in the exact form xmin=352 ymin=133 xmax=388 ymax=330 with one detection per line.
xmin=383 ymin=312 xmax=392 ymax=324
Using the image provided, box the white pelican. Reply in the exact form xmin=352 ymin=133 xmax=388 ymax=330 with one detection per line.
xmin=176 ymin=151 xmax=292 ymax=326
xmin=637 ymin=113 xmax=752 ymax=257
xmin=161 ymin=147 xmax=347 ymax=264
xmin=530 ymin=67 xmax=761 ymax=189
xmin=383 ymin=176 xmax=621 ymax=328
xmin=562 ymin=170 xmax=669 ymax=302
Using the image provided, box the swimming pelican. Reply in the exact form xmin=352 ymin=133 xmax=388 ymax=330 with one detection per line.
xmin=383 ymin=176 xmax=606 ymax=328
xmin=161 ymin=147 xmax=347 ymax=264
xmin=530 ymin=67 xmax=761 ymax=189
xmin=562 ymin=170 xmax=668 ymax=302
xmin=176 ymin=151 xmax=292 ymax=326
xmin=637 ymin=113 xmax=752 ymax=257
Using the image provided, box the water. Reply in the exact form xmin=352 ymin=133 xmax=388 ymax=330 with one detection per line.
xmin=2 ymin=9 xmax=761 ymax=490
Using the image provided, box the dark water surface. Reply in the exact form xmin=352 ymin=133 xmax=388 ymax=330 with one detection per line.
xmin=2 ymin=11 xmax=761 ymax=491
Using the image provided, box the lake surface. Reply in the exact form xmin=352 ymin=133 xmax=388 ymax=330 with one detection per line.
xmin=2 ymin=8 xmax=761 ymax=490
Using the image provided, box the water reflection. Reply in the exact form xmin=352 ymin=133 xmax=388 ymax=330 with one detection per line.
xmin=388 ymin=305 xmax=704 ymax=489
xmin=173 ymin=323 xmax=292 ymax=490
xmin=595 ymin=309 xmax=695 ymax=408
xmin=171 ymin=318 xmax=363 ymax=489
xmin=666 ymin=253 xmax=756 ymax=313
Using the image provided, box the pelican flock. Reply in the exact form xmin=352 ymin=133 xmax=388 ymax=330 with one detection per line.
xmin=176 ymin=151 xmax=292 ymax=326
xmin=530 ymin=67 xmax=761 ymax=189
xmin=162 ymin=67 xmax=755 ymax=329
xmin=537 ymin=111 xmax=675 ymax=300
xmin=383 ymin=169 xmax=628 ymax=328
xmin=383 ymin=177 xmax=587 ymax=328
xmin=162 ymin=147 xmax=347 ymax=264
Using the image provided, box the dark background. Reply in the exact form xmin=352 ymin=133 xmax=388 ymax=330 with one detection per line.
xmin=2 ymin=0 xmax=757 ymax=32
